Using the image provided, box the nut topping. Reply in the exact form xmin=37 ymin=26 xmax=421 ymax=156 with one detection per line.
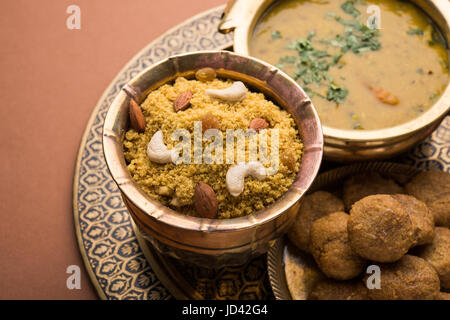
xmin=195 ymin=67 xmax=216 ymax=82
xmin=226 ymin=161 xmax=266 ymax=197
xmin=173 ymin=91 xmax=193 ymax=112
xmin=129 ymin=99 xmax=146 ymax=133
xmin=146 ymin=130 xmax=177 ymax=164
xmin=249 ymin=118 xmax=269 ymax=132
xmin=200 ymin=113 xmax=220 ymax=133
xmin=194 ymin=182 xmax=218 ymax=219
xmin=205 ymin=81 xmax=247 ymax=102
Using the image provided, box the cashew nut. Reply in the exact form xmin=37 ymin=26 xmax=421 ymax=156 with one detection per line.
xmin=205 ymin=81 xmax=247 ymax=102
xmin=146 ymin=130 xmax=177 ymax=164
xmin=226 ymin=161 xmax=266 ymax=197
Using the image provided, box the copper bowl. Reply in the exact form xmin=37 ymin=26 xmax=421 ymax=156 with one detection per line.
xmin=102 ymin=51 xmax=323 ymax=267
xmin=220 ymin=0 xmax=450 ymax=162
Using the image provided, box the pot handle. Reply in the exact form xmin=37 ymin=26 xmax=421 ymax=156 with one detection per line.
xmin=218 ymin=0 xmax=238 ymax=34
xmin=218 ymin=0 xmax=260 ymax=34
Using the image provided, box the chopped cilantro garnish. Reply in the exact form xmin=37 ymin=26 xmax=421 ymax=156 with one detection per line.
xmin=304 ymin=87 xmax=326 ymax=99
xmin=287 ymin=34 xmax=331 ymax=83
xmin=341 ymin=1 xmax=360 ymax=18
xmin=279 ymin=56 xmax=296 ymax=63
xmin=327 ymin=84 xmax=348 ymax=104
xmin=275 ymin=1 xmax=380 ymax=104
xmin=407 ymin=29 xmax=424 ymax=36
xmin=272 ymin=30 xmax=281 ymax=40
xmin=334 ymin=18 xmax=381 ymax=54
xmin=335 ymin=16 xmax=360 ymax=27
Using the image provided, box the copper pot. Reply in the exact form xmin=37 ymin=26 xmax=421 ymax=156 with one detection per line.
xmin=103 ymin=51 xmax=323 ymax=267
xmin=220 ymin=0 xmax=450 ymax=162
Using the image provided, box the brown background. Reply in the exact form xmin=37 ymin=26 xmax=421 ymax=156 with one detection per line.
xmin=0 ymin=0 xmax=224 ymax=299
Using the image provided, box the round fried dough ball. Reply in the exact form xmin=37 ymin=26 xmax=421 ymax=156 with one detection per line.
xmin=436 ymin=292 xmax=450 ymax=300
xmin=415 ymin=227 xmax=450 ymax=290
xmin=310 ymin=212 xmax=366 ymax=280
xmin=405 ymin=171 xmax=450 ymax=228
xmin=367 ymin=255 xmax=440 ymax=300
xmin=348 ymin=195 xmax=415 ymax=262
xmin=308 ymin=278 xmax=369 ymax=300
xmin=343 ymin=172 xmax=405 ymax=210
xmin=392 ymin=194 xmax=435 ymax=246
xmin=288 ymin=191 xmax=345 ymax=252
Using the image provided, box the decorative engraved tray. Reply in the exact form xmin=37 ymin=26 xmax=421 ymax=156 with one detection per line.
xmin=73 ymin=4 xmax=449 ymax=300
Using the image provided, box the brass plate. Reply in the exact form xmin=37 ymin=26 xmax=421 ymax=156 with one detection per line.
xmin=73 ymin=3 xmax=449 ymax=300
xmin=136 ymin=228 xmax=273 ymax=299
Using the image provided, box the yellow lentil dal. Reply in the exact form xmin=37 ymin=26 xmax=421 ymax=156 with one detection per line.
xmin=250 ymin=0 xmax=449 ymax=130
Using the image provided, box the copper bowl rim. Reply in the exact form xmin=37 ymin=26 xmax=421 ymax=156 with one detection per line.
xmin=102 ymin=50 xmax=323 ymax=233
xmin=222 ymin=0 xmax=450 ymax=141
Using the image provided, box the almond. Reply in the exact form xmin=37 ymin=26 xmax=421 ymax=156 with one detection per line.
xmin=249 ymin=118 xmax=269 ymax=132
xmin=174 ymin=91 xmax=193 ymax=112
xmin=195 ymin=67 xmax=216 ymax=82
xmin=194 ymin=182 xmax=218 ymax=219
xmin=129 ymin=99 xmax=146 ymax=133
